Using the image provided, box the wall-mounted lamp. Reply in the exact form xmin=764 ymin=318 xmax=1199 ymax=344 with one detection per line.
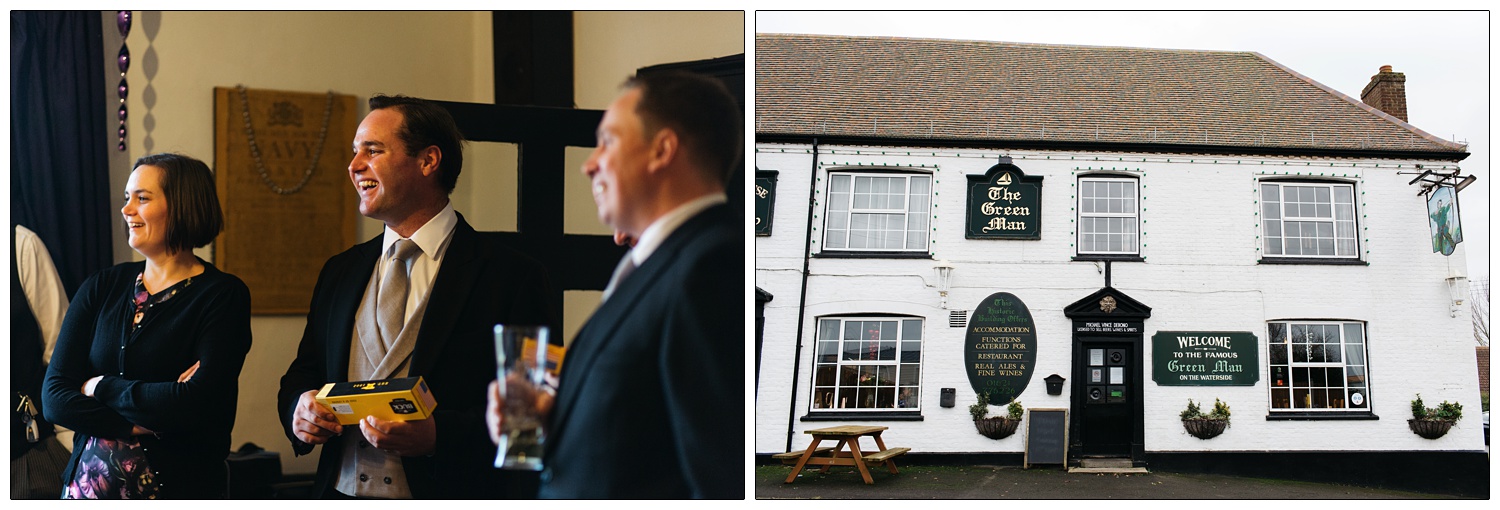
xmin=1445 ymin=268 xmax=1468 ymax=318
xmin=934 ymin=259 xmax=955 ymax=309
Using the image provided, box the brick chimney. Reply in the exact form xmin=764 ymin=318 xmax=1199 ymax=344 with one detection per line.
xmin=1360 ymin=65 xmax=1408 ymax=122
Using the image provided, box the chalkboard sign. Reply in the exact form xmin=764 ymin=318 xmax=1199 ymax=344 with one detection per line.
xmin=1024 ymin=408 xmax=1068 ymax=468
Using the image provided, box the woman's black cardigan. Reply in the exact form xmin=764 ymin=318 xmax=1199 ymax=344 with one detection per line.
xmin=43 ymin=259 xmax=251 ymax=499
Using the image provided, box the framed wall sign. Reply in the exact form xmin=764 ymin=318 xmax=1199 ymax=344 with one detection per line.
xmin=965 ymin=159 xmax=1043 ymax=239
xmin=1151 ymin=331 xmax=1260 ymax=386
xmin=964 ymin=292 xmax=1037 ymax=405
xmin=214 ymin=86 xmax=359 ymax=314
xmin=755 ymin=170 xmax=777 ymax=236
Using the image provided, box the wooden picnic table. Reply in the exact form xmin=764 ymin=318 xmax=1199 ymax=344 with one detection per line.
xmin=779 ymin=425 xmax=909 ymax=484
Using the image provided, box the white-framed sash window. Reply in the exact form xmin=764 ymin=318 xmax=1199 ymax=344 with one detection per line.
xmin=810 ymin=316 xmax=923 ymax=411
xmin=1261 ymin=181 xmax=1358 ymax=258
xmin=824 ymin=172 xmax=932 ymax=251
xmin=1077 ymin=176 xmax=1140 ymax=255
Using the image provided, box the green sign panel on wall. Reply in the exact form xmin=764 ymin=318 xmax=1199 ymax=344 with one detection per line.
xmin=755 ymin=171 xmax=777 ymax=236
xmin=1151 ymin=331 xmax=1260 ymax=386
xmin=966 ymin=159 xmax=1043 ymax=239
xmin=964 ymin=292 xmax=1037 ymax=404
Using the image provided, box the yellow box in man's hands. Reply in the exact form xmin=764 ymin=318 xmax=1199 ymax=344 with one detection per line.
xmin=315 ymin=376 xmax=438 ymax=425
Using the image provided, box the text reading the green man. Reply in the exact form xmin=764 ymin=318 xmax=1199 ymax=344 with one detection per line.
xmin=966 ymin=163 xmax=1043 ymax=239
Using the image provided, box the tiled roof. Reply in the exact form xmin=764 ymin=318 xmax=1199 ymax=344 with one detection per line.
xmin=756 ymin=34 xmax=1467 ymax=157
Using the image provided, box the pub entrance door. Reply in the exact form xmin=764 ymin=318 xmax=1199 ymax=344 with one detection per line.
xmin=1063 ymin=286 xmax=1151 ymax=465
xmin=1077 ymin=339 xmax=1136 ymax=456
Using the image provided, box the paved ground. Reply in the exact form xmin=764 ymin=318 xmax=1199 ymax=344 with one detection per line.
xmin=755 ymin=464 xmax=1472 ymax=499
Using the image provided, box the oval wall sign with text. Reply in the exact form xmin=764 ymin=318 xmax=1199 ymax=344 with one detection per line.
xmin=965 ymin=292 xmax=1037 ymax=406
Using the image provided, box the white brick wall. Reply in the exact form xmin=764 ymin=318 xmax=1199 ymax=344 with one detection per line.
xmin=755 ymin=143 xmax=1484 ymax=455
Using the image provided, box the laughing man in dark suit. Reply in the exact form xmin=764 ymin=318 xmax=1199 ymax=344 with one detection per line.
xmin=280 ymin=95 xmax=552 ymax=499
xmin=487 ymin=71 xmax=744 ymax=499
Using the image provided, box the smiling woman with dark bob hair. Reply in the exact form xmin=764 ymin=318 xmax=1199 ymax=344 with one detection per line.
xmin=44 ymin=153 xmax=252 ymax=499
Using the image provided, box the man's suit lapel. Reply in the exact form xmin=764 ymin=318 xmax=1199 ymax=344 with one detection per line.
xmin=555 ymin=254 xmax=657 ymax=405
xmin=328 ymin=238 xmax=382 ymax=382
xmin=549 ymin=268 xmax=646 ymax=437
xmin=408 ymin=215 xmax=480 ymax=376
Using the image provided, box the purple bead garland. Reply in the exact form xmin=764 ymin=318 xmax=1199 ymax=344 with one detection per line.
xmin=117 ymin=45 xmax=129 ymax=74
xmin=116 ymin=11 xmax=131 ymax=152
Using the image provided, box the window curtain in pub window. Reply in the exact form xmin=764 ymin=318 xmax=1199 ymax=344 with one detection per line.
xmin=10 ymin=11 xmax=112 ymax=296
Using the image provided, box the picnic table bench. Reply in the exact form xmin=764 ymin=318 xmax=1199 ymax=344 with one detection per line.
xmin=780 ymin=425 xmax=910 ymax=484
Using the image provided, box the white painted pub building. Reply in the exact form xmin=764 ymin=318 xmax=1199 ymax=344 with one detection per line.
xmin=753 ymin=34 xmax=1485 ymax=494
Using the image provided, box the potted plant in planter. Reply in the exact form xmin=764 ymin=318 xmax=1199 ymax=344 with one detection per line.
xmin=971 ymin=392 xmax=1022 ymax=439
xmin=1180 ymin=398 xmax=1230 ymax=439
xmin=1408 ymin=393 xmax=1463 ymax=439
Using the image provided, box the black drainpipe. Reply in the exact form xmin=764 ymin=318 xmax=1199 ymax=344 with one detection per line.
xmin=785 ymin=137 xmax=819 ymax=453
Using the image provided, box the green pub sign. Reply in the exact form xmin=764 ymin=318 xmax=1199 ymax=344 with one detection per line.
xmin=755 ymin=171 xmax=777 ymax=236
xmin=964 ymin=292 xmax=1037 ymax=405
xmin=1151 ymin=331 xmax=1260 ymax=386
xmin=966 ymin=160 xmax=1043 ymax=239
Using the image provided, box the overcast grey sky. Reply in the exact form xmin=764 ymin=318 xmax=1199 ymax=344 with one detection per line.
xmin=755 ymin=10 xmax=1489 ymax=281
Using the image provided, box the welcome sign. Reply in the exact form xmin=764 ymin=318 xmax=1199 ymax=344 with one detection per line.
xmin=966 ymin=160 xmax=1043 ymax=239
xmin=1151 ymin=331 xmax=1259 ymax=386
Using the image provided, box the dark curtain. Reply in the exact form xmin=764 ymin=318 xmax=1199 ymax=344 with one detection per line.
xmin=10 ymin=12 xmax=111 ymax=296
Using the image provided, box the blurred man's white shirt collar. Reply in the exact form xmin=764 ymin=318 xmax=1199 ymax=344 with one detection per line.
xmin=630 ymin=193 xmax=727 ymax=266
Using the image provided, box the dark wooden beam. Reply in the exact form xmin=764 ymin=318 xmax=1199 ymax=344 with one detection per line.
xmin=492 ymin=11 xmax=574 ymax=107
xmin=434 ymin=100 xmax=619 ymax=324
